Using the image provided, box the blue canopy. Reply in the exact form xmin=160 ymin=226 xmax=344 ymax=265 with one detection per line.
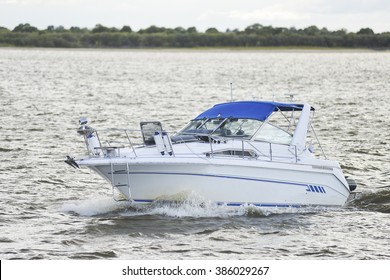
xmin=194 ymin=101 xmax=310 ymax=121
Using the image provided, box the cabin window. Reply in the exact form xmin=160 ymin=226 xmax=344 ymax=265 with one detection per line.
xmin=206 ymin=149 xmax=258 ymax=158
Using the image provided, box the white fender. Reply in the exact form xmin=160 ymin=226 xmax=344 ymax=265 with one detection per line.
xmin=86 ymin=132 xmax=102 ymax=156
xmin=154 ymin=131 xmax=165 ymax=155
xmin=162 ymin=132 xmax=173 ymax=156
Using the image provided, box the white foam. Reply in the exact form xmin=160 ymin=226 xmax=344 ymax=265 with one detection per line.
xmin=142 ymin=191 xmax=243 ymax=218
xmin=59 ymin=192 xmax=333 ymax=218
xmin=59 ymin=196 xmax=132 ymax=216
xmin=141 ymin=198 xmax=271 ymax=218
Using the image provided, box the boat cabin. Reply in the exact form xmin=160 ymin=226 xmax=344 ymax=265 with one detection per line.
xmin=175 ymin=101 xmax=314 ymax=146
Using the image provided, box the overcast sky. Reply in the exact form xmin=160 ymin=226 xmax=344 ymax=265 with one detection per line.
xmin=1 ymin=0 xmax=389 ymax=33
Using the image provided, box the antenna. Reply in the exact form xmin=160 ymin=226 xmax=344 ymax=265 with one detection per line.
xmin=230 ymin=82 xmax=233 ymax=102
xmin=285 ymin=93 xmax=295 ymax=101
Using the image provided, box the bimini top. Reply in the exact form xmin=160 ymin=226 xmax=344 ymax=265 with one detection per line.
xmin=195 ymin=101 xmax=313 ymax=121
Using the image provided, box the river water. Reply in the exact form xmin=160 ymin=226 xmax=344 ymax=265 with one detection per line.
xmin=0 ymin=48 xmax=389 ymax=260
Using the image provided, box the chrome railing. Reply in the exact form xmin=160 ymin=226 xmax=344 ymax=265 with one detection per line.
xmin=82 ymin=128 xmax=303 ymax=163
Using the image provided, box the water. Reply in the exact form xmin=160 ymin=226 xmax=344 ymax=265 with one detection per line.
xmin=0 ymin=48 xmax=389 ymax=260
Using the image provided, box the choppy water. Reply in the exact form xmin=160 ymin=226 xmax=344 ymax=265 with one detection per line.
xmin=0 ymin=48 xmax=389 ymax=260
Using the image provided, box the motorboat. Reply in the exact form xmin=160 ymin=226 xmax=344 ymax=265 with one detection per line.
xmin=65 ymin=100 xmax=357 ymax=207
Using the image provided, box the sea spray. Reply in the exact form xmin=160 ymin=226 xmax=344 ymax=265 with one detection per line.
xmin=59 ymin=196 xmax=133 ymax=216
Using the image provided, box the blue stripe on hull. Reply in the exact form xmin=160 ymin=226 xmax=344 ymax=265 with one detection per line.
xmin=132 ymin=199 xmax=301 ymax=208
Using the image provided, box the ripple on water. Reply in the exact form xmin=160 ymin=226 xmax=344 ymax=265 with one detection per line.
xmin=351 ymin=189 xmax=390 ymax=213
xmin=1 ymin=49 xmax=390 ymax=260
xmin=68 ymin=251 xmax=117 ymax=259
xmin=0 ymin=237 xmax=14 ymax=243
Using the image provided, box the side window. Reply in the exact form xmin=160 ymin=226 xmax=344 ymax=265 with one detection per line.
xmin=254 ymin=123 xmax=292 ymax=144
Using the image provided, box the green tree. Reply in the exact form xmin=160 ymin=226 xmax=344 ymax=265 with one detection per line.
xmin=332 ymin=28 xmax=348 ymax=36
xmin=12 ymin=23 xmax=38 ymax=32
xmin=139 ymin=25 xmax=166 ymax=34
xmin=92 ymin=24 xmax=110 ymax=33
xmin=174 ymin=27 xmax=186 ymax=33
xmin=205 ymin=27 xmax=219 ymax=33
xmin=70 ymin=26 xmax=87 ymax=33
xmin=55 ymin=25 xmax=66 ymax=32
xmin=357 ymin=28 xmax=375 ymax=35
xmin=303 ymin=25 xmax=320 ymax=36
xmin=244 ymin=23 xmax=263 ymax=34
xmin=46 ymin=25 xmax=55 ymax=32
xmin=187 ymin=27 xmax=197 ymax=33
xmin=120 ymin=25 xmax=132 ymax=32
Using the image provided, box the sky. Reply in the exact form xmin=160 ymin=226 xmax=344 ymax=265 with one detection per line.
xmin=1 ymin=0 xmax=389 ymax=33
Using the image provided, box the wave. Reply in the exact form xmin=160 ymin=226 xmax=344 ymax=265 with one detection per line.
xmin=59 ymin=196 xmax=134 ymax=216
xmin=350 ymin=189 xmax=390 ymax=213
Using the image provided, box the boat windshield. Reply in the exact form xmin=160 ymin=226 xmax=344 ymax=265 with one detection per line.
xmin=177 ymin=117 xmax=293 ymax=144
xmin=178 ymin=118 xmax=264 ymax=139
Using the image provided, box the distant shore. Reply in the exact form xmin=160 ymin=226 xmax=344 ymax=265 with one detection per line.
xmin=1 ymin=23 xmax=389 ymax=49
xmin=0 ymin=46 xmax=387 ymax=52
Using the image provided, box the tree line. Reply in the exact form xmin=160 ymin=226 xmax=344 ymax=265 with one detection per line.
xmin=0 ymin=23 xmax=389 ymax=49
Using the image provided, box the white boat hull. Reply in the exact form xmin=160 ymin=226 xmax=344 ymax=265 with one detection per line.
xmin=83 ymin=157 xmax=351 ymax=207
